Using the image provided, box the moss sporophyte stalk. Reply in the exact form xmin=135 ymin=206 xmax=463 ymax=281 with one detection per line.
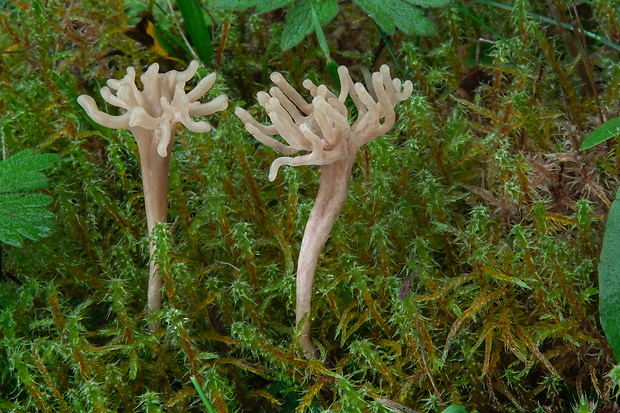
xmin=77 ymin=61 xmax=228 ymax=331
xmin=236 ymin=64 xmax=412 ymax=357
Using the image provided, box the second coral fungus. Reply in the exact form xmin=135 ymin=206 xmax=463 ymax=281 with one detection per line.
xmin=236 ymin=65 xmax=412 ymax=357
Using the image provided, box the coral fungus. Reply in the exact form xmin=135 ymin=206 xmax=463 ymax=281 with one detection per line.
xmin=236 ymin=64 xmax=412 ymax=357
xmin=78 ymin=61 xmax=227 ymax=330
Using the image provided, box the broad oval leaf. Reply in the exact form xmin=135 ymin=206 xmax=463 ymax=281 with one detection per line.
xmin=442 ymin=405 xmax=469 ymax=413
xmin=599 ymin=190 xmax=620 ymax=360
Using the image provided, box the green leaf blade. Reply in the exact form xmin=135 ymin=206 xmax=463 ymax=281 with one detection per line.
xmin=213 ymin=0 xmax=261 ymax=10
xmin=213 ymin=0 xmax=294 ymax=12
xmin=355 ymin=0 xmax=443 ymax=36
xmin=580 ymin=116 xmax=620 ymax=150
xmin=281 ymin=1 xmax=313 ymax=50
xmin=442 ymin=405 xmax=469 ymax=413
xmin=390 ymin=1 xmax=437 ymax=36
xmin=353 ymin=0 xmax=396 ymax=35
xmin=600 ymin=193 xmax=620 ymax=360
xmin=176 ymin=0 xmax=214 ymax=65
xmin=255 ymin=0 xmax=296 ymax=13
xmin=401 ymin=0 xmax=451 ymax=8
xmin=0 ymin=150 xmax=57 ymax=247
xmin=315 ymin=0 xmax=338 ymax=24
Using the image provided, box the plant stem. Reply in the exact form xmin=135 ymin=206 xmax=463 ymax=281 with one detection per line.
xmin=135 ymin=130 xmax=172 ymax=332
xmin=296 ymin=155 xmax=354 ymax=357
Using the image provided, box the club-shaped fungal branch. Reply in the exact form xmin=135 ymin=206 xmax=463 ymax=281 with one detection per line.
xmin=235 ymin=65 xmax=412 ymax=357
xmin=78 ymin=61 xmax=228 ymax=331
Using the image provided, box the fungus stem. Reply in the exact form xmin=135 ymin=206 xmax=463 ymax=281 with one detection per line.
xmin=296 ymin=156 xmax=354 ymax=357
xmin=135 ymin=130 xmax=173 ymax=332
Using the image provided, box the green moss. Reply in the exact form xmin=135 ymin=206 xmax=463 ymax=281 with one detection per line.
xmin=0 ymin=0 xmax=619 ymax=412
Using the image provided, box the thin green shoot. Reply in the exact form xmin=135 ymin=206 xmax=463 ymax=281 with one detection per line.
xmin=469 ymin=0 xmax=620 ymax=52
xmin=452 ymin=3 xmax=515 ymax=52
xmin=372 ymin=21 xmax=404 ymax=73
xmin=311 ymin=3 xmax=330 ymax=61
xmin=190 ymin=375 xmax=217 ymax=413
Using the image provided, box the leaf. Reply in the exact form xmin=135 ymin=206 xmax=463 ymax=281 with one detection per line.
xmin=314 ymin=0 xmax=338 ymax=24
xmin=354 ymin=0 xmax=443 ymax=36
xmin=580 ymin=116 xmax=620 ymax=150
xmin=213 ymin=0 xmax=261 ymax=9
xmin=147 ymin=20 xmax=188 ymax=62
xmin=176 ymin=0 xmax=214 ymax=65
xmin=256 ymin=0 xmax=296 ymax=13
xmin=190 ymin=376 xmax=217 ymax=413
xmin=0 ymin=150 xmax=57 ymax=194
xmin=0 ymin=150 xmax=58 ymax=247
xmin=311 ymin=3 xmax=330 ymax=59
xmin=213 ymin=0 xmax=294 ymax=12
xmin=442 ymin=405 xmax=469 ymax=413
xmin=390 ymin=1 xmax=437 ymax=36
xmin=353 ymin=0 xmax=396 ymax=35
xmin=124 ymin=15 xmax=186 ymax=62
xmin=281 ymin=1 xmax=313 ymax=50
xmin=401 ymin=0 xmax=451 ymax=7
xmin=280 ymin=0 xmax=339 ymax=51
xmin=599 ymin=189 xmax=620 ymax=360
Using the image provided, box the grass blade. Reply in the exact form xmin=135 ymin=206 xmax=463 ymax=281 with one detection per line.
xmin=580 ymin=116 xmax=620 ymax=150
xmin=176 ymin=0 xmax=214 ymax=66
xmin=469 ymin=0 xmax=620 ymax=52
xmin=190 ymin=375 xmax=216 ymax=413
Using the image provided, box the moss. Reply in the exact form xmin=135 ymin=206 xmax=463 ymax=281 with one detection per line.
xmin=0 ymin=0 xmax=619 ymax=412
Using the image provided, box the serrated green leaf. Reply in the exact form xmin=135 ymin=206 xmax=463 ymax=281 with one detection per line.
xmin=281 ymin=0 xmax=338 ymax=50
xmin=256 ymin=0 xmax=296 ymax=13
xmin=401 ymin=0 xmax=451 ymax=8
xmin=315 ymin=0 xmax=338 ymax=24
xmin=355 ymin=0 xmax=440 ymax=36
xmin=0 ymin=150 xmax=57 ymax=194
xmin=213 ymin=0 xmax=261 ymax=9
xmin=353 ymin=0 xmax=396 ymax=35
xmin=580 ymin=116 xmax=620 ymax=150
xmin=0 ymin=194 xmax=55 ymax=247
xmin=599 ymin=190 xmax=620 ymax=360
xmin=391 ymin=1 xmax=437 ymax=36
xmin=214 ymin=0 xmax=295 ymax=12
xmin=281 ymin=1 xmax=313 ymax=50
xmin=0 ymin=150 xmax=57 ymax=247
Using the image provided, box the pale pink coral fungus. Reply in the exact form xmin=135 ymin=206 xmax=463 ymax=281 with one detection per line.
xmin=78 ymin=61 xmax=227 ymax=331
xmin=236 ymin=64 xmax=412 ymax=357
xmin=78 ymin=60 xmax=227 ymax=157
